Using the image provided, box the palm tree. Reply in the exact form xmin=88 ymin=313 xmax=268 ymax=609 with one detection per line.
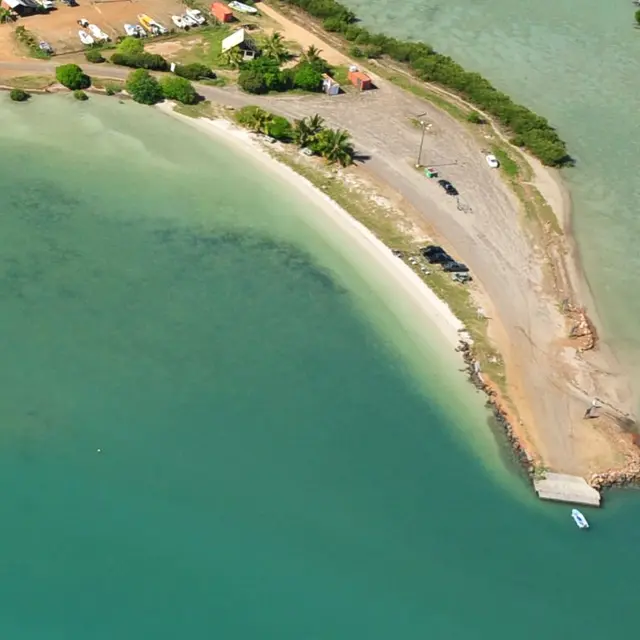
xmin=221 ymin=47 xmax=243 ymax=70
xmin=302 ymin=45 xmax=322 ymax=64
xmin=261 ymin=32 xmax=288 ymax=64
xmin=246 ymin=108 xmax=274 ymax=135
xmin=293 ymin=114 xmax=325 ymax=147
xmin=314 ymin=128 xmax=355 ymax=167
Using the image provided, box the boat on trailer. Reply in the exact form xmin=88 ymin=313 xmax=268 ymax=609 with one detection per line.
xmin=571 ymin=509 xmax=589 ymax=529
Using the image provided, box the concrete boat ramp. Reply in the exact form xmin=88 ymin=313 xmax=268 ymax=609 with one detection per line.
xmin=534 ymin=473 xmax=601 ymax=507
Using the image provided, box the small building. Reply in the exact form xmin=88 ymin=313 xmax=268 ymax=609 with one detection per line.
xmin=1 ymin=0 xmax=39 ymax=16
xmin=211 ymin=2 xmax=233 ymax=23
xmin=221 ymin=28 xmax=258 ymax=61
xmin=348 ymin=68 xmax=372 ymax=91
xmin=322 ymin=74 xmax=340 ymax=96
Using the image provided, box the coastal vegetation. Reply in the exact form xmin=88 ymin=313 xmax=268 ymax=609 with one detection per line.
xmin=85 ymin=48 xmax=106 ymax=64
xmin=126 ymin=69 xmax=164 ymax=105
xmin=159 ymin=76 xmax=199 ymax=105
xmin=636 ymin=9 xmax=640 ymax=26
xmin=73 ymin=90 xmax=89 ymax=101
xmin=111 ymin=38 xmax=168 ymax=71
xmin=174 ymin=63 xmax=216 ymax=81
xmin=55 ymin=64 xmax=91 ymax=91
xmin=234 ymin=106 xmax=354 ymax=166
xmin=14 ymin=26 xmax=50 ymax=60
xmin=9 ymin=88 xmax=30 ymax=102
xmin=279 ymin=0 xmax=571 ymax=166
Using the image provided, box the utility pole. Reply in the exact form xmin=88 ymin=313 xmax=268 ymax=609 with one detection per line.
xmin=416 ymin=120 xmax=426 ymax=168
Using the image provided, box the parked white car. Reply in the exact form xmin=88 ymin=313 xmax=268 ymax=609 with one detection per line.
xmin=485 ymin=153 xmax=500 ymax=169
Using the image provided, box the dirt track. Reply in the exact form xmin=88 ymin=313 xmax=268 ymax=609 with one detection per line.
xmin=0 ymin=52 xmax=634 ymax=475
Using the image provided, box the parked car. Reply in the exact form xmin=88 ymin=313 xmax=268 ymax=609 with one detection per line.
xmin=421 ymin=245 xmax=452 ymax=264
xmin=437 ymin=179 xmax=458 ymax=196
xmin=442 ymin=261 xmax=470 ymax=273
xmin=485 ymin=154 xmax=500 ymax=169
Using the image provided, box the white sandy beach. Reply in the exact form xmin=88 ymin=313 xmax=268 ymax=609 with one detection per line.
xmin=156 ymin=102 xmax=466 ymax=352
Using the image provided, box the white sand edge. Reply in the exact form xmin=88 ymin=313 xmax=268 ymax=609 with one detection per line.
xmin=156 ymin=102 xmax=466 ymax=350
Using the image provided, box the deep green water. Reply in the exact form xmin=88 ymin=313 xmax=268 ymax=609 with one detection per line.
xmin=0 ymin=96 xmax=639 ymax=638
xmin=342 ymin=0 xmax=640 ymax=364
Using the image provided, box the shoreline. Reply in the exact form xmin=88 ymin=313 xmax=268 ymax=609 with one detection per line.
xmin=156 ymin=102 xmax=467 ymax=353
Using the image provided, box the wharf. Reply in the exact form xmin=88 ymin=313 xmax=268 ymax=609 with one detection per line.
xmin=534 ymin=473 xmax=601 ymax=507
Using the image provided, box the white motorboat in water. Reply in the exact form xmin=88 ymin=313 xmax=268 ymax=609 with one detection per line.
xmin=571 ymin=509 xmax=589 ymax=529
xmin=78 ymin=30 xmax=94 ymax=45
xmin=228 ymin=1 xmax=258 ymax=14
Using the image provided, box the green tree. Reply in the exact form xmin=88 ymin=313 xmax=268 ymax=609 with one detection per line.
xmin=174 ymin=63 xmax=215 ymax=80
xmin=117 ymin=36 xmax=144 ymax=55
xmin=125 ymin=69 xmax=163 ymax=105
xmin=292 ymin=114 xmax=325 ymax=147
xmin=313 ymin=128 xmax=355 ymax=166
xmin=221 ymin=47 xmax=243 ymax=69
xmin=160 ymin=76 xmax=198 ymax=104
xmin=636 ymin=9 xmax=640 ymax=25
xmin=238 ymin=69 xmax=268 ymax=94
xmin=293 ymin=63 xmax=323 ymax=92
xmin=9 ymin=88 xmax=29 ymax=102
xmin=55 ymin=64 xmax=91 ymax=90
xmin=261 ymin=32 xmax=288 ymax=63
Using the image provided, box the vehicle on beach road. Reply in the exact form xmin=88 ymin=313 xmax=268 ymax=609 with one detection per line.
xmin=485 ymin=153 xmax=500 ymax=169
xmin=438 ymin=179 xmax=458 ymax=196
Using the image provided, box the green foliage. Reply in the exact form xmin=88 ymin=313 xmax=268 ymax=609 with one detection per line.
xmin=160 ymin=76 xmax=199 ymax=105
xmin=280 ymin=0 xmax=571 ymax=166
xmin=267 ymin=115 xmax=292 ymax=141
xmin=293 ymin=63 xmax=324 ymax=92
xmin=292 ymin=114 xmax=325 ymax=147
xmin=238 ymin=57 xmax=291 ymax=94
xmin=467 ymin=111 xmax=484 ymax=124
xmin=110 ymin=51 xmax=168 ymax=71
xmin=85 ymin=48 xmax=105 ymax=64
xmin=14 ymin=26 xmax=51 ymax=59
xmin=261 ymin=32 xmax=289 ymax=63
xmin=636 ymin=9 xmax=640 ymax=25
xmin=55 ymin=64 xmax=91 ymax=90
xmin=125 ymin=69 xmax=164 ymax=105
xmin=348 ymin=45 xmax=364 ymax=58
xmin=300 ymin=45 xmax=332 ymax=74
xmin=174 ymin=63 xmax=215 ymax=80
xmin=238 ymin=69 xmax=268 ymax=94
xmin=9 ymin=88 xmax=30 ymax=102
xmin=73 ymin=89 xmax=89 ymax=101
xmin=311 ymin=127 xmax=354 ymax=166
xmin=0 ymin=7 xmax=17 ymax=23
xmin=235 ymin=105 xmax=274 ymax=134
xmin=117 ymin=36 xmax=144 ymax=55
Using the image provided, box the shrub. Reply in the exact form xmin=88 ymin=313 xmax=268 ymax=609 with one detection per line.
xmin=117 ymin=36 xmax=144 ymax=55
xmin=85 ymin=48 xmax=105 ymax=64
xmin=125 ymin=69 xmax=163 ymax=105
xmin=323 ymin=16 xmax=347 ymax=32
xmin=348 ymin=45 xmax=364 ymax=58
xmin=56 ymin=64 xmax=91 ymax=90
xmin=238 ymin=69 xmax=268 ymax=94
xmin=9 ymin=88 xmax=30 ymax=102
xmin=174 ymin=63 xmax=215 ymax=81
xmin=110 ymin=52 xmax=168 ymax=71
xmin=293 ymin=63 xmax=323 ymax=92
xmin=160 ymin=76 xmax=198 ymax=104
xmin=267 ymin=115 xmax=292 ymax=140
xmin=73 ymin=89 xmax=89 ymax=101
xmin=467 ymin=111 xmax=484 ymax=124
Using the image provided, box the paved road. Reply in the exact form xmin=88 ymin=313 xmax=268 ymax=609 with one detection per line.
xmin=0 ymin=59 xmax=625 ymax=473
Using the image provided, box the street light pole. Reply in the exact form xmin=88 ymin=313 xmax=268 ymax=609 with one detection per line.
xmin=416 ymin=120 xmax=426 ymax=167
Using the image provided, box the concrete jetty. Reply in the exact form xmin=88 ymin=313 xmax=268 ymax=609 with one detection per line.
xmin=534 ymin=473 xmax=601 ymax=507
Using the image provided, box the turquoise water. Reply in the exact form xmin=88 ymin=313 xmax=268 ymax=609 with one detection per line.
xmin=342 ymin=0 xmax=640 ymax=359
xmin=1 ymin=96 xmax=639 ymax=637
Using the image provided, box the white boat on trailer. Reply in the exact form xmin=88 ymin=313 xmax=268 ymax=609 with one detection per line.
xmin=571 ymin=509 xmax=589 ymax=529
xmin=78 ymin=30 xmax=94 ymax=45
xmin=124 ymin=23 xmax=137 ymax=37
xmin=229 ymin=1 xmax=258 ymax=14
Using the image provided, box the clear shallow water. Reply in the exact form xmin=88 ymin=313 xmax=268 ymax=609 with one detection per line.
xmin=343 ymin=0 xmax=640 ymax=358
xmin=0 ymin=96 xmax=639 ymax=638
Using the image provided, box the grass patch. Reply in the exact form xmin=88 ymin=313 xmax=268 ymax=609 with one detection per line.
xmin=200 ymin=76 xmax=229 ymax=87
xmin=2 ymin=75 xmax=54 ymax=90
xmin=330 ymin=64 xmax=350 ymax=86
xmin=91 ymin=78 xmax=125 ymax=92
xmin=491 ymin=144 xmax=519 ymax=178
xmin=173 ymin=100 xmax=220 ymax=119
xmin=14 ymin=26 xmax=51 ymax=60
xmin=164 ymin=25 xmax=233 ymax=68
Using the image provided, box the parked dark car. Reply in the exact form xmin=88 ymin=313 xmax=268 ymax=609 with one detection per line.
xmin=438 ymin=179 xmax=458 ymax=196
xmin=442 ymin=261 xmax=470 ymax=273
xmin=420 ymin=245 xmax=452 ymax=264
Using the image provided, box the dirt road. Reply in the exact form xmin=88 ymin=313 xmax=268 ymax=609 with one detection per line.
xmin=0 ymin=58 xmax=633 ymax=474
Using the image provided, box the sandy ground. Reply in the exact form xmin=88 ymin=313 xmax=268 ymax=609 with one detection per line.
xmin=0 ymin=0 xmax=184 ymax=57
xmin=155 ymin=101 xmax=466 ymax=350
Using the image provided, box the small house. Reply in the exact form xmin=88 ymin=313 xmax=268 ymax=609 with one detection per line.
xmin=322 ymin=74 xmax=340 ymax=96
xmin=348 ymin=69 xmax=372 ymax=91
xmin=211 ymin=2 xmax=233 ymax=23
xmin=221 ymin=28 xmax=258 ymax=61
